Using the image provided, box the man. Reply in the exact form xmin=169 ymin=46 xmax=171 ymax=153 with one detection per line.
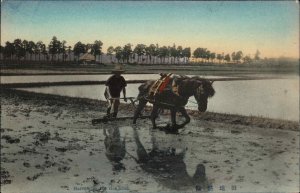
xmin=105 ymin=65 xmax=127 ymax=118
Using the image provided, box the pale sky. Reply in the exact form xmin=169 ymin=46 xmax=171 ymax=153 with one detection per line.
xmin=1 ymin=1 xmax=299 ymax=58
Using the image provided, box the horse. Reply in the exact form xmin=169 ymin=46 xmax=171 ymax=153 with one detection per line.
xmin=132 ymin=75 xmax=215 ymax=130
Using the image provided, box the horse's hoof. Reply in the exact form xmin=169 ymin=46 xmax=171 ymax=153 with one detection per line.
xmin=178 ymin=123 xmax=187 ymax=129
xmin=165 ymin=128 xmax=179 ymax=134
xmin=171 ymin=124 xmax=180 ymax=130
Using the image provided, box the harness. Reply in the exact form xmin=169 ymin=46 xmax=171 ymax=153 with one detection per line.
xmin=149 ymin=73 xmax=179 ymax=97
xmin=146 ymin=73 xmax=184 ymax=108
xmin=149 ymin=73 xmax=172 ymax=97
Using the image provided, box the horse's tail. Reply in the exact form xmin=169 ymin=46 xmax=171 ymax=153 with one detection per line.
xmin=137 ymin=80 xmax=154 ymax=99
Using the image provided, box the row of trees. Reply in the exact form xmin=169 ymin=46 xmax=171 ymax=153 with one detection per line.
xmin=0 ymin=37 xmax=103 ymax=62
xmin=106 ymin=43 xmax=191 ymax=64
xmin=0 ymin=36 xmax=261 ymax=64
xmin=193 ymin=48 xmax=260 ymax=63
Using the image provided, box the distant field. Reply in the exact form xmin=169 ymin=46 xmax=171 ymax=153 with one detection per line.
xmin=0 ymin=62 xmax=298 ymax=76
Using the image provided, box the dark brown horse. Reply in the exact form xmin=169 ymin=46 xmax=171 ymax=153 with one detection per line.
xmin=133 ymin=75 xmax=215 ymax=130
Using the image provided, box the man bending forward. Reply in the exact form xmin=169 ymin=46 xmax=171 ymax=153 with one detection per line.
xmin=105 ymin=66 xmax=127 ymax=118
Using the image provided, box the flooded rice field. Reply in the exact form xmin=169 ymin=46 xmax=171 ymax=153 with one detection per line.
xmin=17 ymin=76 xmax=299 ymax=121
xmin=1 ymin=74 xmax=299 ymax=193
xmin=1 ymin=74 xmax=158 ymax=84
xmin=1 ymin=89 xmax=299 ymax=193
xmin=1 ymin=74 xmax=234 ymax=84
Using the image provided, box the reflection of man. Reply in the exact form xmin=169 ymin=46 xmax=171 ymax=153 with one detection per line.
xmin=103 ymin=127 xmax=126 ymax=171
xmin=105 ymin=65 xmax=127 ymax=118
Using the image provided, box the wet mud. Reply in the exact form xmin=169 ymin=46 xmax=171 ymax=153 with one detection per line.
xmin=1 ymin=89 xmax=299 ymax=193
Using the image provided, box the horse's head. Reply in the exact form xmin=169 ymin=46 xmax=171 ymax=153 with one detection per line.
xmin=193 ymin=79 xmax=215 ymax=112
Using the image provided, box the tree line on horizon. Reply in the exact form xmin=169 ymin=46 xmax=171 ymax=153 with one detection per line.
xmin=0 ymin=36 xmax=261 ymax=64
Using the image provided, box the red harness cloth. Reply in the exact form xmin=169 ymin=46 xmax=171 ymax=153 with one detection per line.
xmin=158 ymin=76 xmax=171 ymax=93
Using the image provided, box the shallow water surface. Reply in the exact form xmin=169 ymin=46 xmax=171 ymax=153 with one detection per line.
xmin=18 ymin=76 xmax=299 ymax=121
xmin=1 ymin=74 xmax=158 ymax=84
xmin=1 ymin=86 xmax=299 ymax=193
xmin=1 ymin=74 xmax=230 ymax=84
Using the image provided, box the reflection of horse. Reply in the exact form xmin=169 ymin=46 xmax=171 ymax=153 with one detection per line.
xmin=103 ymin=127 xmax=126 ymax=171
xmin=133 ymin=75 xmax=215 ymax=130
xmin=132 ymin=127 xmax=209 ymax=191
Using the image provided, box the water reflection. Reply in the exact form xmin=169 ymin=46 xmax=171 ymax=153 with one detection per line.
xmin=103 ymin=127 xmax=126 ymax=171
xmin=132 ymin=127 xmax=209 ymax=191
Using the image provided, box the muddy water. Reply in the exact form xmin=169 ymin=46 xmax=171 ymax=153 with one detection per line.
xmin=209 ymin=78 xmax=299 ymax=121
xmin=1 ymin=74 xmax=159 ymax=84
xmin=1 ymin=74 xmax=231 ymax=84
xmin=1 ymin=87 xmax=299 ymax=193
xmin=18 ymin=76 xmax=299 ymax=121
xmin=1 ymin=94 xmax=299 ymax=193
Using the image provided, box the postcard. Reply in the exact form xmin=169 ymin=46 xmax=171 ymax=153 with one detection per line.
xmin=1 ymin=1 xmax=299 ymax=193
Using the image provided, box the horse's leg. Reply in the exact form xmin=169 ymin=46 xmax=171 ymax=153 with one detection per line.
xmin=133 ymin=99 xmax=147 ymax=124
xmin=178 ymin=107 xmax=190 ymax=128
xmin=151 ymin=105 xmax=159 ymax=129
xmin=170 ymin=108 xmax=178 ymax=129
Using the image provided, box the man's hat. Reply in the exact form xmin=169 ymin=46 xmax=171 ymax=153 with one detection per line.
xmin=111 ymin=64 xmax=125 ymax=74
